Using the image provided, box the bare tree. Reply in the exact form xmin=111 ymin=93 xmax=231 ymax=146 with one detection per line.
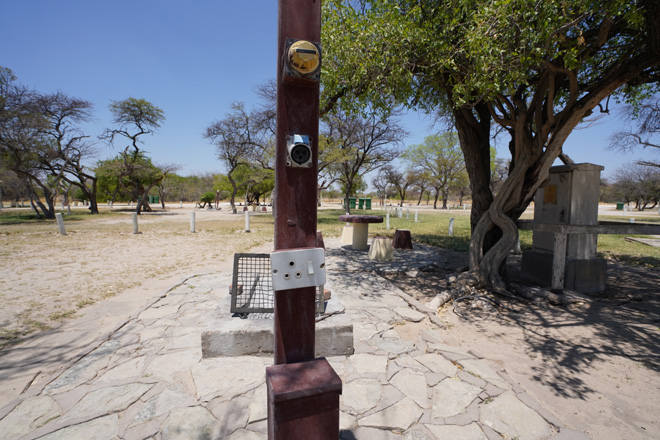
xmin=382 ymin=164 xmax=414 ymax=206
xmin=31 ymin=92 xmax=100 ymax=213
xmin=325 ymin=109 xmax=406 ymax=213
xmin=609 ymin=96 xmax=660 ymax=169
xmin=204 ymin=102 xmax=258 ymax=213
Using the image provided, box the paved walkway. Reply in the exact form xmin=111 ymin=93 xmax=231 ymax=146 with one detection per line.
xmin=0 ymin=239 xmax=589 ymax=440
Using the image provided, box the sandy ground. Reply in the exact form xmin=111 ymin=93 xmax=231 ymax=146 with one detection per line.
xmin=386 ymin=254 xmax=660 ymax=440
xmin=0 ymin=205 xmax=274 ymax=347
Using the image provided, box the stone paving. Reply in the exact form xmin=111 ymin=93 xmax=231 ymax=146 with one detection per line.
xmin=0 ymin=238 xmax=589 ymax=440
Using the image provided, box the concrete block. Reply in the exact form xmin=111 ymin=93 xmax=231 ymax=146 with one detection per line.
xmin=521 ymin=250 xmax=607 ymax=293
xmin=201 ymin=316 xmax=354 ymax=358
xmin=368 ymin=237 xmax=393 ymax=261
xmin=341 ymin=225 xmax=353 ymax=244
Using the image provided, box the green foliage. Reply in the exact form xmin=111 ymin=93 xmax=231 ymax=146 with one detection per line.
xmin=200 ymin=191 xmax=216 ymax=204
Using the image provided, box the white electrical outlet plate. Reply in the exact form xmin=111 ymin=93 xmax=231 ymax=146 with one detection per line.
xmin=271 ymin=247 xmax=326 ymax=291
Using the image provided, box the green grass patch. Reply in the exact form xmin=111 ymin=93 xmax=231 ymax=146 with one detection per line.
xmin=49 ymin=309 xmax=77 ymax=321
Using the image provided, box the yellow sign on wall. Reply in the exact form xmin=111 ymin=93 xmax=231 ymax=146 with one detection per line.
xmin=544 ymin=184 xmax=557 ymax=204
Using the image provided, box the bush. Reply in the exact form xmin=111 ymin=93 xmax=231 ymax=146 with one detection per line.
xmin=200 ymin=192 xmax=216 ymax=204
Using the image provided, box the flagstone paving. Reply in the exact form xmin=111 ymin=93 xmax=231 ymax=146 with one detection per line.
xmin=0 ymin=238 xmax=585 ymax=439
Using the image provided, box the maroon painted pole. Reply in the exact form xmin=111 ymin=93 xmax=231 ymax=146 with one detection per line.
xmin=273 ymin=0 xmax=321 ymax=365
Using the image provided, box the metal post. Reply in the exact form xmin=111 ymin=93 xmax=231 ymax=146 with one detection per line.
xmin=132 ymin=212 xmax=139 ymax=234
xmin=268 ymin=2 xmax=341 ymax=439
xmin=56 ymin=213 xmax=66 ymax=236
xmin=190 ymin=211 xmax=196 ymax=233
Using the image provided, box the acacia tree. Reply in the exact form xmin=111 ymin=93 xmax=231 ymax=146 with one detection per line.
xmin=101 ymin=97 xmax=175 ymax=214
xmin=612 ymin=162 xmax=660 ymax=209
xmin=609 ymin=95 xmax=660 ymax=168
xmin=323 ymin=0 xmax=660 ymax=296
xmin=205 ymin=102 xmax=257 ymax=213
xmin=31 ymin=92 xmax=100 ymax=214
xmin=403 ymin=133 xmax=466 ymax=209
xmin=324 ymin=110 xmax=405 ymax=213
xmin=0 ymin=67 xmax=62 ymax=218
xmin=381 ymin=163 xmax=414 ymax=206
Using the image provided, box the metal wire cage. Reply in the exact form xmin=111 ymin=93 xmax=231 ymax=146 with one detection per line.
xmin=230 ymin=253 xmax=324 ymax=317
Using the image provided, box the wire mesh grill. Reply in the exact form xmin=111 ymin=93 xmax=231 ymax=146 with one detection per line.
xmin=230 ymin=253 xmax=324 ymax=318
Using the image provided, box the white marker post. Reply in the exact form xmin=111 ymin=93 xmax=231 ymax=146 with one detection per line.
xmin=406 ymin=208 xmax=409 ymax=220
xmin=133 ymin=212 xmax=139 ymax=234
xmin=245 ymin=210 xmax=251 ymax=233
xmin=415 ymin=210 xmax=418 ymax=222
xmin=448 ymin=217 xmax=454 ymax=236
xmin=190 ymin=211 xmax=196 ymax=233
xmin=56 ymin=213 xmax=66 ymax=236
xmin=386 ymin=212 xmax=390 ymax=230
xmin=180 ymin=201 xmax=183 ymax=208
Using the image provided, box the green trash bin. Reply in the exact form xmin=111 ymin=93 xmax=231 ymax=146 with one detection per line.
xmin=358 ymin=198 xmax=365 ymax=209
xmin=344 ymin=198 xmax=356 ymax=209
xmin=148 ymin=195 xmax=160 ymax=204
xmin=365 ymin=198 xmax=372 ymax=210
xmin=616 ymin=202 xmax=624 ymax=210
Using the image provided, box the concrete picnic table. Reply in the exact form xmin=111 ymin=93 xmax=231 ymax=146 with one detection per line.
xmin=339 ymin=214 xmax=383 ymax=250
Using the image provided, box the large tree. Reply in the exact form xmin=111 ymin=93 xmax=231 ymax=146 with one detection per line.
xmin=0 ymin=67 xmax=61 ymax=218
xmin=403 ymin=133 xmax=466 ymax=209
xmin=323 ymin=0 xmax=660 ymax=296
xmin=31 ymin=92 xmax=100 ymax=214
xmin=205 ymin=102 xmax=258 ymax=213
xmin=100 ymin=97 xmax=175 ymax=214
xmin=324 ymin=109 xmax=406 ymax=213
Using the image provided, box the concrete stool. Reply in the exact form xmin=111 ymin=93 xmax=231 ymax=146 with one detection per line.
xmin=392 ymin=229 xmax=413 ymax=250
xmin=341 ymin=225 xmax=353 ymax=244
xmin=369 ymin=236 xmax=393 ymax=261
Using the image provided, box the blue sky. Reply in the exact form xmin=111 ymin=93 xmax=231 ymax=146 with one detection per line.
xmin=0 ymin=0 xmax=650 ymax=181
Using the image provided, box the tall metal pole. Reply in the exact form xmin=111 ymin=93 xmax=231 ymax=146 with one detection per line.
xmin=273 ymin=0 xmax=321 ymax=365
xmin=267 ymin=3 xmax=341 ymax=440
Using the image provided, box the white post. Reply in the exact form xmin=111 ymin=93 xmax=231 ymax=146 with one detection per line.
xmin=190 ymin=211 xmax=196 ymax=233
xmin=415 ymin=210 xmax=418 ymax=222
xmin=463 ymin=204 xmax=466 ymax=211
xmin=406 ymin=208 xmax=409 ymax=220
xmin=448 ymin=217 xmax=454 ymax=236
xmin=386 ymin=212 xmax=390 ymax=230
xmin=180 ymin=201 xmax=183 ymax=208
xmin=56 ymin=213 xmax=66 ymax=236
xmin=133 ymin=212 xmax=139 ymax=234
xmin=630 ymin=218 xmax=635 ymax=223
xmin=110 ymin=201 xmax=113 ymax=209
xmin=245 ymin=210 xmax=251 ymax=232
xmin=623 ymin=205 xmax=628 ymax=215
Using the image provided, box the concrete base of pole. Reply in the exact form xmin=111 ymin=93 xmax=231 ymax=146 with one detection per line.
xmin=266 ymin=358 xmax=341 ymax=440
